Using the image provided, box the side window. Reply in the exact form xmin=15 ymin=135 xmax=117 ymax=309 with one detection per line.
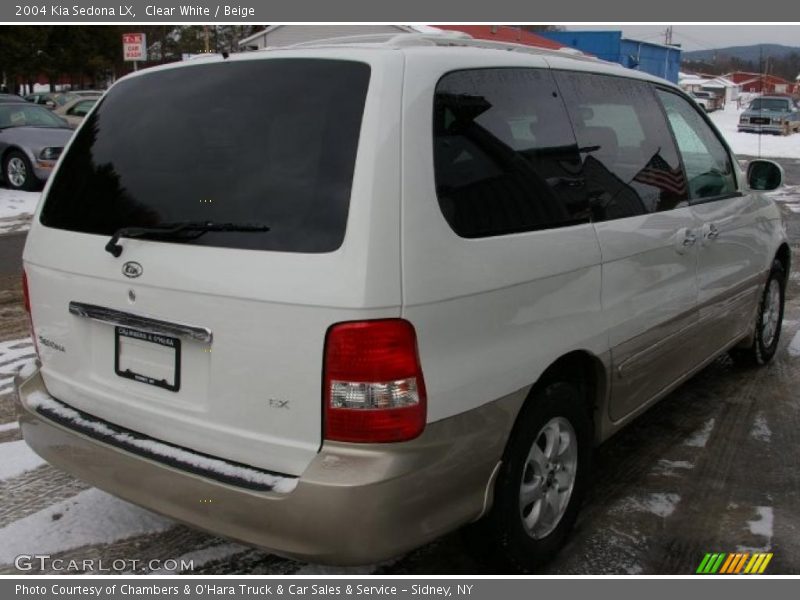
xmin=553 ymin=71 xmax=689 ymax=218
xmin=68 ymin=101 xmax=93 ymax=116
xmin=433 ymin=68 xmax=587 ymax=238
xmin=656 ymin=90 xmax=737 ymax=201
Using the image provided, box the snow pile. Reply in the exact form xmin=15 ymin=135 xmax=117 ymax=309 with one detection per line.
xmin=0 ymin=488 xmax=174 ymax=565
xmin=709 ymin=105 xmax=800 ymax=158
xmin=0 ymin=440 xmax=46 ymax=480
xmin=0 ymin=337 xmax=36 ymax=396
xmin=0 ymin=187 xmax=40 ymax=234
xmin=27 ymin=391 xmax=298 ymax=493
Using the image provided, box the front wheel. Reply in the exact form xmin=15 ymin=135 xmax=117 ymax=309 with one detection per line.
xmin=730 ymin=259 xmax=786 ymax=366
xmin=476 ymin=380 xmax=592 ymax=572
xmin=3 ymin=150 xmax=37 ymax=191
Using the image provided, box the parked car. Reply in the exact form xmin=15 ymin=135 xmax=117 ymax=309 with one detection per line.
xmin=72 ymin=90 xmax=104 ymax=97
xmin=0 ymin=102 xmax=72 ymax=190
xmin=24 ymin=91 xmax=79 ymax=109
xmin=54 ymin=97 xmax=98 ymax=129
xmin=738 ymin=95 xmax=800 ymax=135
xmin=15 ymin=34 xmax=789 ymax=572
xmin=689 ymin=90 xmax=722 ymax=112
xmin=0 ymin=93 xmax=25 ymax=103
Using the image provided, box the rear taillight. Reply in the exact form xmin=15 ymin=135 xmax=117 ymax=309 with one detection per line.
xmin=323 ymin=319 xmax=426 ymax=443
xmin=22 ymin=270 xmax=39 ymax=358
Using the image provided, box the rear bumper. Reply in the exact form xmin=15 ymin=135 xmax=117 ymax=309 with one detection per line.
xmin=15 ymin=366 xmax=525 ymax=565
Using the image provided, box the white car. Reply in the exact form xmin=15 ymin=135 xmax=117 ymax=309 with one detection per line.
xmin=15 ymin=33 xmax=789 ymax=572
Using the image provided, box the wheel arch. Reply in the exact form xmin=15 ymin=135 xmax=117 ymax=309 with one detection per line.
xmin=775 ymin=243 xmax=791 ymax=286
xmin=507 ymin=350 xmax=608 ymax=451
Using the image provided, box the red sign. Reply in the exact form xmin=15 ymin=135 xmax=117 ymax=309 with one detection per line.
xmin=122 ymin=33 xmax=146 ymax=62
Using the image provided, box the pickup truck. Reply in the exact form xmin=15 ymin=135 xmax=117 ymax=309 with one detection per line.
xmin=689 ymin=90 xmax=722 ymax=112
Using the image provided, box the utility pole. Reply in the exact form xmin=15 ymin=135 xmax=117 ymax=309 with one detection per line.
xmin=664 ymin=26 xmax=673 ymax=46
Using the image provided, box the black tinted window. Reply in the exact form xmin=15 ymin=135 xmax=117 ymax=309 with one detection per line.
xmin=41 ymin=59 xmax=370 ymax=253
xmin=433 ymin=68 xmax=587 ymax=238
xmin=553 ymin=71 xmax=688 ymax=217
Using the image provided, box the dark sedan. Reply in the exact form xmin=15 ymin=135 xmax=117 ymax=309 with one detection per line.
xmin=0 ymin=102 xmax=73 ymax=190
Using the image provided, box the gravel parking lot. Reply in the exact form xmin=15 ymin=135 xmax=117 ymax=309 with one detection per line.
xmin=1 ymin=158 xmax=799 ymax=575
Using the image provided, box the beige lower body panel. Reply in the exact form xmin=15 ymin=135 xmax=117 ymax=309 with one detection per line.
xmin=15 ymin=368 xmax=526 ymax=565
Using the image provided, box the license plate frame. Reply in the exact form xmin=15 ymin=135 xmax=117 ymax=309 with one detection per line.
xmin=114 ymin=326 xmax=181 ymax=392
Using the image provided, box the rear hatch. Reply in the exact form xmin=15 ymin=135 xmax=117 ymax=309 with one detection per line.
xmin=23 ymin=53 xmax=403 ymax=477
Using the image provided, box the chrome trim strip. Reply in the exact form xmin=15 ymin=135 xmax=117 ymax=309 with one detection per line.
xmin=68 ymin=302 xmax=213 ymax=343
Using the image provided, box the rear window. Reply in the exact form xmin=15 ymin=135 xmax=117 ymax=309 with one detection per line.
xmin=40 ymin=59 xmax=371 ymax=253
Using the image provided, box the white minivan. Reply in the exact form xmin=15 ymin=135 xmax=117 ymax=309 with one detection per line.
xmin=15 ymin=33 xmax=790 ymax=572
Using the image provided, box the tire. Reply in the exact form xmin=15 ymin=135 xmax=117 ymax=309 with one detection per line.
xmin=730 ymin=259 xmax=786 ymax=367
xmin=3 ymin=150 xmax=37 ymax=191
xmin=472 ymin=380 xmax=592 ymax=573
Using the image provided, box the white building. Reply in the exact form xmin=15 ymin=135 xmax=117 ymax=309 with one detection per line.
xmin=679 ymin=72 xmax=740 ymax=105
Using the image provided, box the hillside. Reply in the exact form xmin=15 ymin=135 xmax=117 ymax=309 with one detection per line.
xmin=683 ymin=44 xmax=800 ymax=63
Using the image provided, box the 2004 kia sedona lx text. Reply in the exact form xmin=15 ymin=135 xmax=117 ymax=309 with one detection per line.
xmin=15 ymin=33 xmax=790 ymax=572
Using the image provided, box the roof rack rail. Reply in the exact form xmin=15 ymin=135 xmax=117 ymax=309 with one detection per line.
xmin=276 ymin=32 xmax=603 ymax=64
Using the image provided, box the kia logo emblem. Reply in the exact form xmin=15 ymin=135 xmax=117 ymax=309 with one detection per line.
xmin=122 ymin=261 xmax=143 ymax=278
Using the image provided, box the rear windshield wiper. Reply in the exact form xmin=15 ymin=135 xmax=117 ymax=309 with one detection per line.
xmin=105 ymin=221 xmax=271 ymax=257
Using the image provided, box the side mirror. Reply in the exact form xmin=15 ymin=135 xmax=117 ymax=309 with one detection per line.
xmin=747 ymin=159 xmax=783 ymax=191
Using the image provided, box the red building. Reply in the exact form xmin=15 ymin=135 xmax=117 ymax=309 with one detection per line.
xmin=433 ymin=25 xmax=572 ymax=51
xmin=723 ymin=71 xmax=797 ymax=95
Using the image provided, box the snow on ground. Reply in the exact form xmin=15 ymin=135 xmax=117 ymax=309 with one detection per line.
xmin=0 ymin=421 xmax=19 ymax=433
xmin=684 ymin=418 xmax=715 ymax=448
xmin=0 ymin=487 xmax=174 ymax=565
xmin=613 ymin=493 xmax=681 ymax=518
xmin=0 ymin=187 xmax=40 ymax=234
xmin=788 ymin=330 xmax=800 ymax=357
xmin=653 ymin=459 xmax=694 ymax=476
xmin=708 ymin=105 xmax=800 ymax=159
xmin=737 ymin=506 xmax=775 ymax=553
xmin=148 ymin=543 xmax=250 ymax=575
xmin=750 ymin=413 xmax=772 ymax=443
xmin=0 ymin=337 xmax=35 ymax=396
xmin=0 ymin=440 xmax=46 ymax=480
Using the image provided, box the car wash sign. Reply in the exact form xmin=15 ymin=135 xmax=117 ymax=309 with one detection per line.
xmin=123 ymin=33 xmax=146 ymax=62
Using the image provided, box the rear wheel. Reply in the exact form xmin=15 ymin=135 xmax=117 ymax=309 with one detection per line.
xmin=730 ymin=259 xmax=785 ymax=366
xmin=3 ymin=150 xmax=37 ymax=191
xmin=474 ymin=380 xmax=592 ymax=572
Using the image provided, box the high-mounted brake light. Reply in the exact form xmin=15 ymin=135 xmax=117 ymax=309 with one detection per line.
xmin=323 ymin=319 xmax=426 ymax=443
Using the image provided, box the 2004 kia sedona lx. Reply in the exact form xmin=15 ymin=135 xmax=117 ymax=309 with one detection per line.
xmin=15 ymin=33 xmax=790 ymax=572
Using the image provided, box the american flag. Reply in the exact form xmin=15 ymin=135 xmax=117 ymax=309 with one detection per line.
xmin=633 ymin=151 xmax=687 ymax=196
